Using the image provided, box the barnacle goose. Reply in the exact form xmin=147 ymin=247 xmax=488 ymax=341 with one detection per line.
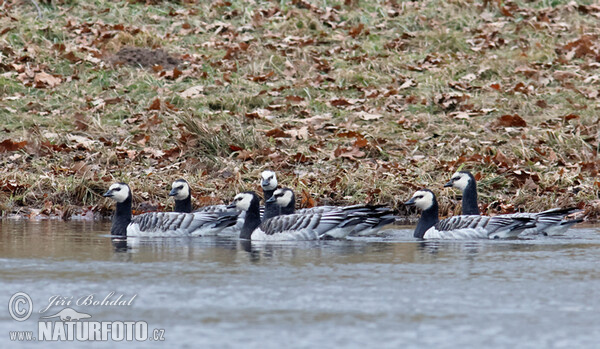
xmin=261 ymin=170 xmax=279 ymax=220
xmin=444 ymin=171 xmax=583 ymax=235
xmin=227 ymin=191 xmax=377 ymax=240
xmin=169 ymin=179 xmax=245 ymax=234
xmin=104 ymin=182 xmax=239 ymax=237
xmin=404 ymin=189 xmax=536 ymax=239
xmin=268 ymin=188 xmax=396 ymax=235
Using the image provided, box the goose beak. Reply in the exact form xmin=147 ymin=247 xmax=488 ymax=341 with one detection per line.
xmin=265 ymin=196 xmax=276 ymax=203
xmin=226 ymin=203 xmax=237 ymax=210
xmin=443 ymin=180 xmax=453 ymax=188
xmin=168 ymin=188 xmax=178 ymax=196
xmin=261 ymin=179 xmax=270 ymax=187
xmin=404 ymin=198 xmax=416 ymax=206
xmin=102 ymin=190 xmax=112 ymax=197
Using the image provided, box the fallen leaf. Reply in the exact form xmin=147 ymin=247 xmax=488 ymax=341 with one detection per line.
xmin=357 ymin=111 xmax=383 ymax=121
xmin=265 ymin=128 xmax=290 ymax=138
xmin=180 ymin=85 xmax=205 ymax=98
xmin=496 ymin=114 xmax=527 ymax=127
xmin=0 ymin=139 xmax=27 ymax=152
xmin=34 ymin=72 xmax=61 ymax=88
xmin=148 ymin=98 xmax=161 ymax=110
xmin=334 ymin=146 xmax=365 ymax=160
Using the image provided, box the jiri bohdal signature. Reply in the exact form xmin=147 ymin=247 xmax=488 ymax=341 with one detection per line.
xmin=38 ymin=292 xmax=137 ymax=314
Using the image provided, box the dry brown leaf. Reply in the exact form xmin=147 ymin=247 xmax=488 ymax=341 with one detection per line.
xmin=148 ymin=98 xmax=161 ymax=111
xmin=0 ymin=139 xmax=27 ymax=152
xmin=497 ymin=114 xmax=527 ymax=127
xmin=180 ymin=85 xmax=204 ymax=99
xmin=34 ymin=72 xmax=62 ymax=88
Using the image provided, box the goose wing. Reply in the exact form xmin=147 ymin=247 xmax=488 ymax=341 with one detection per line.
xmin=193 ymin=204 xmax=229 ymax=213
xmin=254 ymin=210 xmax=358 ymax=240
xmin=504 ymin=207 xmax=582 ymax=235
xmin=426 ymin=215 xmax=535 ymax=239
xmin=128 ymin=211 xmax=238 ymax=237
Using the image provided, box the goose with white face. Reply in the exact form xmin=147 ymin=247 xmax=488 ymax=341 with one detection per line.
xmin=103 ymin=183 xmax=130 ymax=203
xmin=169 ymin=179 xmax=190 ymax=200
xmin=405 ymin=190 xmax=435 ymax=211
xmin=445 ymin=172 xmax=471 ymax=191
xmin=261 ymin=170 xmax=277 ymax=191
xmin=229 ymin=193 xmax=255 ymax=212
xmin=270 ymin=188 xmax=294 ymax=207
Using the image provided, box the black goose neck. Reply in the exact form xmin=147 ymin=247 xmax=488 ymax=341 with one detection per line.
xmin=240 ymin=197 xmax=262 ymax=240
xmin=262 ymin=188 xmax=279 ymax=221
xmin=174 ymin=195 xmax=192 ymax=213
xmin=280 ymin=197 xmax=295 ymax=215
xmin=112 ymin=196 xmax=132 ymax=236
xmin=262 ymin=188 xmax=275 ymax=200
xmin=462 ymin=178 xmax=480 ymax=215
xmin=414 ymin=202 xmax=439 ymax=239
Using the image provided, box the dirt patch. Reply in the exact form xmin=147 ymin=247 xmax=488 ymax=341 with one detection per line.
xmin=108 ymin=47 xmax=181 ymax=69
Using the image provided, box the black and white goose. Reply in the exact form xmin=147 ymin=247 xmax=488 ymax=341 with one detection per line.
xmin=104 ymin=182 xmax=238 ymax=237
xmin=227 ymin=191 xmax=374 ymax=240
xmin=444 ymin=171 xmax=582 ymax=235
xmin=267 ymin=188 xmax=396 ymax=235
xmin=261 ymin=170 xmax=279 ymax=220
xmin=404 ymin=189 xmax=536 ymax=239
xmin=169 ymin=179 xmax=244 ymax=233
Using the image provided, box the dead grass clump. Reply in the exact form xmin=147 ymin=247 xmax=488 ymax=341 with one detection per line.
xmin=177 ymin=114 xmax=265 ymax=161
xmin=108 ymin=47 xmax=181 ymax=69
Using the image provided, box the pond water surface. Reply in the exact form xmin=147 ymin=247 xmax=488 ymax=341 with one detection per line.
xmin=1 ymin=221 xmax=599 ymax=348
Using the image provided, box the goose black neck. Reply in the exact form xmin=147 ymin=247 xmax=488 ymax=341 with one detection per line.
xmin=240 ymin=199 xmax=262 ymax=240
xmin=174 ymin=195 xmax=192 ymax=213
xmin=414 ymin=202 xmax=439 ymax=239
xmin=462 ymin=180 xmax=480 ymax=215
xmin=112 ymin=197 xmax=132 ymax=236
xmin=263 ymin=188 xmax=279 ymax=221
xmin=280 ymin=198 xmax=295 ymax=215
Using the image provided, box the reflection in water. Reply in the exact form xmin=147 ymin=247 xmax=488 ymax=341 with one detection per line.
xmin=1 ymin=221 xmax=599 ymax=348
xmin=111 ymin=237 xmax=128 ymax=253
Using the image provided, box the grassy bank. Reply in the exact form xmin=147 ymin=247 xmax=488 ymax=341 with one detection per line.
xmin=0 ymin=0 xmax=599 ymax=220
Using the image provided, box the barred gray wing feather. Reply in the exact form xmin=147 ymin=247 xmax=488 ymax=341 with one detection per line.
xmin=193 ymin=204 xmax=229 ymax=214
xmin=255 ymin=210 xmax=355 ymax=240
xmin=128 ymin=211 xmax=237 ymax=237
xmin=502 ymin=207 xmax=582 ymax=235
xmin=426 ymin=215 xmax=534 ymax=240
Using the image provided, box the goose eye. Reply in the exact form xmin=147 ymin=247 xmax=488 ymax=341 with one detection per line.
xmin=113 ymin=188 xmax=121 ymax=191
xmin=177 ymin=186 xmax=184 ymax=190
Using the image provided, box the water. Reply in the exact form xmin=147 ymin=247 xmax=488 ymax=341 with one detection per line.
xmin=1 ymin=220 xmax=600 ymax=348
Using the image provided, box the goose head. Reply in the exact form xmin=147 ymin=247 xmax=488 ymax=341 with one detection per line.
xmin=404 ymin=189 xmax=436 ymax=211
xmin=169 ymin=179 xmax=190 ymax=201
xmin=103 ymin=183 xmax=131 ymax=203
xmin=228 ymin=192 xmax=259 ymax=212
xmin=260 ymin=170 xmax=277 ymax=191
xmin=444 ymin=171 xmax=474 ymax=192
xmin=266 ymin=188 xmax=295 ymax=207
